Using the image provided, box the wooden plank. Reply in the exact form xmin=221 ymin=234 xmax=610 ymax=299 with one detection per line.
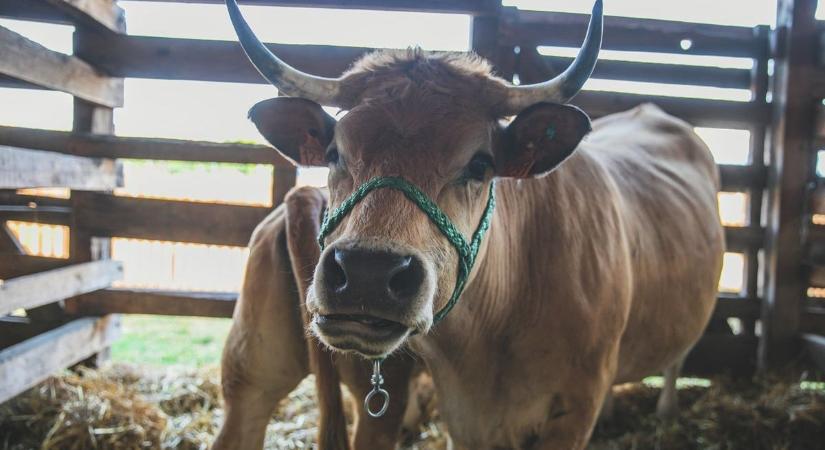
xmin=66 ymin=288 xmax=237 ymax=318
xmin=802 ymin=333 xmax=825 ymax=372
xmin=760 ymin=0 xmax=819 ymax=369
xmin=714 ymin=295 xmax=762 ymax=319
xmin=502 ymin=8 xmax=763 ymax=58
xmin=0 ymin=317 xmax=118 ymax=404
xmin=0 ymin=26 xmax=122 ymax=108
xmin=74 ymin=31 xmax=370 ymax=84
xmin=571 ymin=91 xmax=768 ymax=129
xmin=73 ymin=193 xmax=271 ymax=247
xmin=0 ymin=0 xmax=69 ymax=24
xmin=538 ymin=55 xmax=753 ymax=89
xmin=0 ymin=261 xmax=122 ymax=316
xmin=109 ymin=0 xmax=484 ymax=13
xmin=0 ymin=223 xmax=24 ymax=254
xmin=725 ymin=226 xmax=764 ymax=252
xmin=719 ymin=164 xmax=768 ymax=191
xmin=40 ymin=0 xmax=125 ymax=33
xmin=0 ymin=255 xmax=71 ymax=280
xmin=0 ymin=191 xmax=71 ymax=226
xmin=683 ymin=334 xmax=758 ymax=377
xmin=816 ymin=100 xmax=825 ymax=140
xmin=0 ymin=125 xmax=289 ymax=166
xmin=0 ymin=145 xmax=121 ymax=190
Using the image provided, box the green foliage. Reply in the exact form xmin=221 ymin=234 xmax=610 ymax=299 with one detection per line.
xmin=111 ymin=315 xmax=231 ymax=367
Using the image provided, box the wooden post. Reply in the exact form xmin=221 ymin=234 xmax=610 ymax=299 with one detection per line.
xmin=760 ymin=0 xmax=819 ymax=369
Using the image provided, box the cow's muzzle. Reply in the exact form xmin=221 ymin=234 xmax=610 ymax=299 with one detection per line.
xmin=309 ymin=245 xmax=431 ymax=356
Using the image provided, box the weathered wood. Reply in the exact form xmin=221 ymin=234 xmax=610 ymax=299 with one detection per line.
xmin=802 ymin=333 xmax=825 ymax=372
xmin=0 ymin=191 xmax=72 ymax=226
xmin=73 ymin=193 xmax=270 ymax=247
xmin=112 ymin=0 xmax=484 ymax=13
xmin=273 ymin=165 xmax=298 ymax=206
xmin=40 ymin=0 xmax=125 ymax=33
xmin=816 ymin=100 xmax=825 ymax=139
xmin=0 ymin=223 xmax=24 ymax=254
xmin=67 ymin=288 xmax=237 ymax=318
xmin=537 ymin=55 xmax=752 ymax=89
xmin=0 ymin=261 xmax=122 ymax=317
xmin=74 ymin=31 xmax=370 ymax=84
xmin=0 ymin=317 xmax=119 ymax=404
xmin=501 ymin=8 xmax=763 ymax=58
xmin=719 ymin=164 xmax=768 ymax=191
xmin=0 ymin=0 xmax=70 ymax=24
xmin=571 ymin=91 xmax=768 ymax=128
xmin=0 ymin=125 xmax=289 ymax=166
xmin=714 ymin=295 xmax=762 ymax=319
xmin=724 ymin=226 xmax=765 ymax=252
xmin=0 ymin=255 xmax=72 ymax=279
xmin=0 ymin=26 xmax=122 ymax=107
xmin=810 ymin=265 xmax=825 ymax=287
xmin=0 ymin=145 xmax=121 ymax=190
xmin=760 ymin=0 xmax=819 ymax=369
xmin=683 ymin=334 xmax=758 ymax=377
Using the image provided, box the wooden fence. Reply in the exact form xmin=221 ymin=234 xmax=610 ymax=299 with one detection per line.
xmin=0 ymin=0 xmax=823 ymax=404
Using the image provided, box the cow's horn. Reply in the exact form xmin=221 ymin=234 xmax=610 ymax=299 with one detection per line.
xmin=226 ymin=0 xmax=342 ymax=105
xmin=501 ymin=0 xmax=603 ymax=115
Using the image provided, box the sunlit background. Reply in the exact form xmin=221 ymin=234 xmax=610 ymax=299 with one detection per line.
xmin=2 ymin=0 xmax=824 ymax=298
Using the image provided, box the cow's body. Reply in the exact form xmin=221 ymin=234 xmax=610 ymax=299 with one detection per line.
xmin=409 ymin=104 xmax=723 ymax=448
xmin=214 ymin=102 xmax=724 ymax=449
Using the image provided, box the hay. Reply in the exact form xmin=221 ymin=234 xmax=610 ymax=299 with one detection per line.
xmin=1 ymin=365 xmax=823 ymax=450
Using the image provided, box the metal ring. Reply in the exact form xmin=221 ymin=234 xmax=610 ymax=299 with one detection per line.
xmin=364 ymin=388 xmax=390 ymax=418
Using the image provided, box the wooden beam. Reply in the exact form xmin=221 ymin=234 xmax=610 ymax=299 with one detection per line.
xmin=0 ymin=0 xmax=70 ymax=24
xmin=571 ymin=91 xmax=768 ymax=129
xmin=502 ymin=8 xmax=763 ymax=58
xmin=725 ymin=226 xmax=765 ymax=252
xmin=800 ymin=307 xmax=825 ymax=334
xmin=0 ymin=317 xmax=119 ymax=404
xmin=40 ymin=0 xmax=125 ymax=33
xmin=109 ymin=0 xmax=484 ymax=13
xmin=74 ymin=31 xmax=370 ymax=84
xmin=760 ymin=0 xmax=819 ymax=369
xmin=538 ymin=55 xmax=753 ymax=90
xmin=714 ymin=295 xmax=762 ymax=319
xmin=67 ymin=288 xmax=237 ymax=318
xmin=0 ymin=254 xmax=71 ymax=280
xmin=0 ymin=223 xmax=24 ymax=254
xmin=719 ymin=164 xmax=768 ymax=191
xmin=0 ymin=26 xmax=122 ymax=108
xmin=73 ymin=193 xmax=271 ymax=247
xmin=0 ymin=261 xmax=122 ymax=316
xmin=0 ymin=145 xmax=121 ymax=190
xmin=0 ymin=125 xmax=289 ymax=166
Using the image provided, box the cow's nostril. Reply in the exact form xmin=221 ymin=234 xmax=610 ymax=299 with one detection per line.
xmin=388 ymin=255 xmax=424 ymax=300
xmin=325 ymin=249 xmax=348 ymax=292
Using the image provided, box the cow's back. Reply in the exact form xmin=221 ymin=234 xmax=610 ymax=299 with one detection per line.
xmin=586 ymin=104 xmax=725 ymax=382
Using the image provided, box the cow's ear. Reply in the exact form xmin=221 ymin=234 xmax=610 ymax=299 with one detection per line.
xmin=249 ymin=97 xmax=335 ymax=167
xmin=494 ymin=102 xmax=591 ymax=178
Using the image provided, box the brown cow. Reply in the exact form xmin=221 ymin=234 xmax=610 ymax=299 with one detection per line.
xmin=214 ymin=0 xmax=724 ymax=448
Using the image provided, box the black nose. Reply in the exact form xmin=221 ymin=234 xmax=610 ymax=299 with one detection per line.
xmin=322 ymin=247 xmax=425 ymax=308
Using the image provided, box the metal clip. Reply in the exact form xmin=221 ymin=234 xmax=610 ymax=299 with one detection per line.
xmin=364 ymin=359 xmax=390 ymax=418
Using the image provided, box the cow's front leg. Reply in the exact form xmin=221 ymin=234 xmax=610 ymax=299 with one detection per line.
xmin=213 ymin=208 xmax=309 ymax=450
xmin=535 ymin=367 xmax=616 ymax=450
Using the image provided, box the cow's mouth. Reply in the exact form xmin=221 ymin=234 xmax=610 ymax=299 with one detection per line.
xmin=313 ymin=314 xmax=410 ymax=355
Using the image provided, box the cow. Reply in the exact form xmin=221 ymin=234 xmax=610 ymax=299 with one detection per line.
xmin=213 ymin=0 xmax=725 ymax=448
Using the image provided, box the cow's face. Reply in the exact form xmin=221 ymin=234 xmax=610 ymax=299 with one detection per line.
xmin=250 ymin=68 xmax=591 ymax=357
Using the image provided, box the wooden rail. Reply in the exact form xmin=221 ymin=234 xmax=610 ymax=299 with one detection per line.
xmin=0 ymin=261 xmax=122 ymax=316
xmin=0 ymin=26 xmax=122 ymax=107
xmin=0 ymin=146 xmax=122 ymax=190
xmin=0 ymin=125 xmax=285 ymax=165
xmin=0 ymin=317 xmax=119 ymax=404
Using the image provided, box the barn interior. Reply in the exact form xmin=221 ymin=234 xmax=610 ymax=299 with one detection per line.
xmin=0 ymin=0 xmax=824 ymax=448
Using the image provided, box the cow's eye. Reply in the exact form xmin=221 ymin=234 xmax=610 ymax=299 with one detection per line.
xmin=325 ymin=147 xmax=340 ymax=165
xmin=464 ymin=154 xmax=493 ymax=182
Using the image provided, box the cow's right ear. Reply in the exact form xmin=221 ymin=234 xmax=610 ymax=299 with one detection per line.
xmin=249 ymin=97 xmax=336 ymax=167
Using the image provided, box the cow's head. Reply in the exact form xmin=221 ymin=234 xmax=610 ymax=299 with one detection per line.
xmin=227 ymin=0 xmax=602 ymax=358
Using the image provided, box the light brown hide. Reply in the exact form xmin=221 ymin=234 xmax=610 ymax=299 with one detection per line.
xmin=213 ymin=187 xmax=422 ymax=450
xmin=215 ymin=50 xmax=723 ymax=450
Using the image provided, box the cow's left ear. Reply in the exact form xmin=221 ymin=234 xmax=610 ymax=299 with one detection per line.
xmin=249 ymin=97 xmax=335 ymax=167
xmin=494 ymin=102 xmax=591 ymax=178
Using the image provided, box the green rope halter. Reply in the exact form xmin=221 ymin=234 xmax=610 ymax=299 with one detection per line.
xmin=317 ymin=177 xmax=496 ymax=325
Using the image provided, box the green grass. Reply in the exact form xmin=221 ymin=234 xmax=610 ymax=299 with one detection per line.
xmin=111 ymin=315 xmax=232 ymax=367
